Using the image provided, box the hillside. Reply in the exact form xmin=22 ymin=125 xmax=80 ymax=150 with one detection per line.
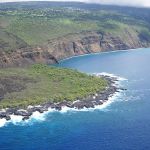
xmin=0 ymin=2 xmax=150 ymax=67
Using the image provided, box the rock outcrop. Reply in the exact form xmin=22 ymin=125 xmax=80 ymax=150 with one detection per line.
xmin=0 ymin=48 xmax=58 ymax=68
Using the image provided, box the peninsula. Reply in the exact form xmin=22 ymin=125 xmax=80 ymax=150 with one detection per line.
xmin=0 ymin=64 xmax=123 ymax=120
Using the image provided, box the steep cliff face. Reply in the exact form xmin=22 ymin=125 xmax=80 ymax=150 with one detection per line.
xmin=0 ymin=30 xmax=150 ymax=68
xmin=0 ymin=48 xmax=58 ymax=68
xmin=43 ymin=30 xmax=150 ymax=60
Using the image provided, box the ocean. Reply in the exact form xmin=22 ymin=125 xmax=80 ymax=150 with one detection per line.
xmin=0 ymin=48 xmax=150 ymax=150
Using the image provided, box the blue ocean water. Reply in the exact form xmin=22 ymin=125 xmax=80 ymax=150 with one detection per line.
xmin=0 ymin=48 xmax=150 ymax=150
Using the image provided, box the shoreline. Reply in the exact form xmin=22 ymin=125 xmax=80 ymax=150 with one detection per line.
xmin=0 ymin=73 xmax=127 ymax=123
xmin=56 ymin=47 xmax=148 ymax=64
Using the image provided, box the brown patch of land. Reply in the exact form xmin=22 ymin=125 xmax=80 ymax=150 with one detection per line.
xmin=0 ymin=76 xmax=36 ymax=100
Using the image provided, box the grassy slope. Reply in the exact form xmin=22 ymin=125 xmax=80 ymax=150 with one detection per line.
xmin=0 ymin=64 xmax=107 ymax=108
xmin=0 ymin=2 xmax=150 ymax=50
xmin=6 ymin=17 xmax=98 ymax=45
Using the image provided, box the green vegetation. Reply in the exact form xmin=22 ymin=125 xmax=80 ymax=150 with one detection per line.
xmin=0 ymin=64 xmax=107 ymax=108
xmin=1 ymin=2 xmax=150 ymax=51
xmin=6 ymin=17 xmax=98 ymax=45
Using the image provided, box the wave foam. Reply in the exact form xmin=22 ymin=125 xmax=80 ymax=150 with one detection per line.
xmin=94 ymin=72 xmax=127 ymax=81
xmin=10 ymin=115 xmax=23 ymax=125
xmin=0 ymin=118 xmax=7 ymax=127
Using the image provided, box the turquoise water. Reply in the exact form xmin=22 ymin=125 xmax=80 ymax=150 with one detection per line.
xmin=0 ymin=48 xmax=150 ymax=150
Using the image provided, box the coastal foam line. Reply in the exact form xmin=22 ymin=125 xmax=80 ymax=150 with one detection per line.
xmin=0 ymin=73 xmax=126 ymax=128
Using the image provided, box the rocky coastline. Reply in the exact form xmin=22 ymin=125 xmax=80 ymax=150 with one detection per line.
xmin=0 ymin=74 xmax=126 ymax=121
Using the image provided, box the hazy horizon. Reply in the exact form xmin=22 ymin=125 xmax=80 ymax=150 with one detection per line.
xmin=0 ymin=0 xmax=150 ymax=8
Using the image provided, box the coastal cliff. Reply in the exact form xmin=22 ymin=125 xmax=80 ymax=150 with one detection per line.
xmin=1 ymin=30 xmax=150 ymax=68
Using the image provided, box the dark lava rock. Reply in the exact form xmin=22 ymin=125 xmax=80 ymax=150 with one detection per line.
xmin=28 ymin=107 xmax=43 ymax=113
xmin=84 ymin=101 xmax=94 ymax=108
xmin=97 ymin=94 xmax=108 ymax=100
xmin=6 ymin=108 xmax=16 ymax=115
xmin=72 ymin=102 xmax=85 ymax=109
xmin=5 ymin=115 xmax=11 ymax=121
xmin=55 ymin=105 xmax=62 ymax=111
xmin=0 ymin=112 xmax=7 ymax=118
xmin=34 ymin=108 xmax=44 ymax=113
xmin=93 ymin=100 xmax=103 ymax=105
xmin=22 ymin=116 xmax=30 ymax=121
xmin=50 ymin=104 xmax=57 ymax=109
xmin=41 ymin=107 xmax=48 ymax=112
xmin=41 ymin=102 xmax=53 ymax=108
xmin=14 ymin=110 xmax=32 ymax=116
xmin=120 ymin=88 xmax=127 ymax=91
xmin=57 ymin=101 xmax=72 ymax=108
xmin=0 ymin=112 xmax=11 ymax=120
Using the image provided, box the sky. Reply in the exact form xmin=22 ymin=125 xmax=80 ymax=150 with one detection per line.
xmin=0 ymin=0 xmax=150 ymax=7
